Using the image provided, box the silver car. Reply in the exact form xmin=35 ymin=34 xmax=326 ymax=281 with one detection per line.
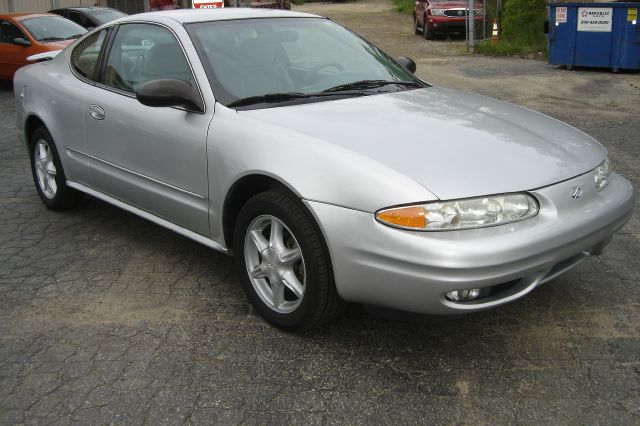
xmin=13 ymin=9 xmax=634 ymax=330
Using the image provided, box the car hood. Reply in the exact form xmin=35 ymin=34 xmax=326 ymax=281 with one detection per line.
xmin=39 ymin=40 xmax=74 ymax=50
xmin=429 ymin=2 xmax=481 ymax=8
xmin=240 ymin=87 xmax=606 ymax=200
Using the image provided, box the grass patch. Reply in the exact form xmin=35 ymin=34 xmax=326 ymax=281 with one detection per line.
xmin=391 ymin=0 xmax=414 ymax=15
xmin=475 ymin=39 xmax=546 ymax=56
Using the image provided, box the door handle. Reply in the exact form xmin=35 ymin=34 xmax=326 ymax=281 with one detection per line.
xmin=89 ymin=104 xmax=105 ymax=120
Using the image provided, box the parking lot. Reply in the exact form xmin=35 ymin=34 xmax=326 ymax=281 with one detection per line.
xmin=1 ymin=0 xmax=639 ymax=424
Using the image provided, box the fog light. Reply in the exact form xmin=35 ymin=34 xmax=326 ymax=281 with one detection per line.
xmin=445 ymin=288 xmax=481 ymax=302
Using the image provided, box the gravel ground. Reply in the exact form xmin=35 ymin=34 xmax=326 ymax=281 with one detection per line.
xmin=1 ymin=1 xmax=639 ymax=424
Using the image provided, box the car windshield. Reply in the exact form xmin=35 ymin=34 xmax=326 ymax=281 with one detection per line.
xmin=88 ymin=9 xmax=127 ymax=25
xmin=20 ymin=16 xmax=87 ymax=42
xmin=187 ymin=17 xmax=426 ymax=108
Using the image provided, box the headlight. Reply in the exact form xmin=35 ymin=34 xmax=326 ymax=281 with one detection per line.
xmin=376 ymin=193 xmax=539 ymax=231
xmin=594 ymin=157 xmax=610 ymax=190
xmin=430 ymin=8 xmax=446 ymax=16
xmin=474 ymin=9 xmax=485 ymax=15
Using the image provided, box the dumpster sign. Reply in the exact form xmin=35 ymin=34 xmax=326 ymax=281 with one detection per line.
xmin=556 ymin=7 xmax=567 ymax=24
xmin=577 ymin=8 xmax=613 ymax=32
xmin=192 ymin=0 xmax=224 ymax=7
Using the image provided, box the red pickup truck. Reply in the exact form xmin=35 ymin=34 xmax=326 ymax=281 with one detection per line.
xmin=414 ymin=0 xmax=485 ymax=39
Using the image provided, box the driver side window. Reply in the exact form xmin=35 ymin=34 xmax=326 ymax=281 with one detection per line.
xmin=102 ymin=23 xmax=193 ymax=94
xmin=0 ymin=20 xmax=26 ymax=44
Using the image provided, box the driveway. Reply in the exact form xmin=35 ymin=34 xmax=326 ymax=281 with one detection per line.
xmin=0 ymin=1 xmax=639 ymax=423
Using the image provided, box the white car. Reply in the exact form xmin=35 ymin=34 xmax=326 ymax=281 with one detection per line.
xmin=13 ymin=9 xmax=634 ymax=329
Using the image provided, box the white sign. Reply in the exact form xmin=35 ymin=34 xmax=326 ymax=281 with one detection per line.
xmin=556 ymin=7 xmax=567 ymax=24
xmin=192 ymin=0 xmax=224 ymax=8
xmin=577 ymin=7 xmax=613 ymax=32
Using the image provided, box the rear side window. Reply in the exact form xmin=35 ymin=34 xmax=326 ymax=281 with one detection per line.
xmin=68 ymin=11 xmax=95 ymax=29
xmin=102 ymin=23 xmax=193 ymax=93
xmin=70 ymin=29 xmax=108 ymax=80
xmin=90 ymin=9 xmax=127 ymax=25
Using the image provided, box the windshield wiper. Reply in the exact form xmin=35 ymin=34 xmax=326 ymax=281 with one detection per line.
xmin=38 ymin=36 xmax=65 ymax=42
xmin=323 ymin=79 xmax=424 ymax=93
xmin=65 ymin=34 xmax=85 ymax=40
xmin=227 ymin=91 xmax=366 ymax=108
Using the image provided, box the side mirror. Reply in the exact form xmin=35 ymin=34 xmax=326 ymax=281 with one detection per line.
xmin=13 ymin=37 xmax=31 ymax=47
xmin=136 ymin=79 xmax=204 ymax=112
xmin=396 ymin=56 xmax=416 ymax=74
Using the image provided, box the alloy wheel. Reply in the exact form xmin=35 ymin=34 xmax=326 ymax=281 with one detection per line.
xmin=34 ymin=139 xmax=57 ymax=199
xmin=244 ymin=214 xmax=306 ymax=314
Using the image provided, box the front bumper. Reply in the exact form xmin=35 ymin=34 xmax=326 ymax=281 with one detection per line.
xmin=304 ymin=172 xmax=634 ymax=315
xmin=428 ymin=16 xmax=484 ymax=33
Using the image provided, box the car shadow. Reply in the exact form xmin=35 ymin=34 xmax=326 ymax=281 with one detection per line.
xmin=74 ymin=196 xmax=473 ymax=330
xmin=0 ymin=80 xmax=14 ymax=93
xmin=557 ymin=65 xmax=640 ymax=75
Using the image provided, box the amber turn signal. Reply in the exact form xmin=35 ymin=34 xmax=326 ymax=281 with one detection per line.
xmin=376 ymin=206 xmax=426 ymax=229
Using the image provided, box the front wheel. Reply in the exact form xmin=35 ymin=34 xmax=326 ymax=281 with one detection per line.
xmin=423 ymin=19 xmax=435 ymax=40
xmin=233 ymin=190 xmax=344 ymax=330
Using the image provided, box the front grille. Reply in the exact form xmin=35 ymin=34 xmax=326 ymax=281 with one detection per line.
xmin=444 ymin=9 xmax=467 ymax=17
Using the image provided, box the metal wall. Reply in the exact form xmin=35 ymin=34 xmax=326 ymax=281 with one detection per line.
xmin=106 ymin=0 xmax=145 ymax=14
xmin=1 ymin=0 xmax=51 ymax=12
xmin=0 ymin=0 xmax=106 ymax=13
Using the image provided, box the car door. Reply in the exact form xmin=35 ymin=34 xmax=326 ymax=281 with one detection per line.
xmin=85 ymin=22 xmax=211 ymax=236
xmin=0 ymin=19 xmax=31 ymax=78
xmin=50 ymin=28 xmax=110 ymax=185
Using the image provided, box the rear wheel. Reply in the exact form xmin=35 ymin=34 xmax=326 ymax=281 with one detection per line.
xmin=233 ymin=190 xmax=344 ymax=330
xmin=413 ymin=15 xmax=421 ymax=35
xmin=29 ymin=127 xmax=83 ymax=210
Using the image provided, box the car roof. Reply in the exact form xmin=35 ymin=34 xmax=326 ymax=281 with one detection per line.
xmin=125 ymin=9 xmax=321 ymax=24
xmin=0 ymin=13 xmax=56 ymax=21
xmin=55 ymin=7 xmax=114 ymax=11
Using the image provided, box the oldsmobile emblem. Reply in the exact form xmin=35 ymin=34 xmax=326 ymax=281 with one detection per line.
xmin=569 ymin=186 xmax=583 ymax=199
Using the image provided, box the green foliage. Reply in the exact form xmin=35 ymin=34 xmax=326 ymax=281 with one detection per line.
xmin=479 ymin=0 xmax=547 ymax=55
xmin=503 ymin=0 xmax=547 ymax=44
xmin=392 ymin=0 xmax=415 ymax=15
xmin=475 ymin=39 xmax=546 ymax=56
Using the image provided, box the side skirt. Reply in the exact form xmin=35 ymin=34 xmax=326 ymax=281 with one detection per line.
xmin=67 ymin=181 xmax=229 ymax=255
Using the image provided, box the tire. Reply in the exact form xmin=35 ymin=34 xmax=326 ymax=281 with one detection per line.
xmin=413 ymin=15 xmax=421 ymax=35
xmin=233 ymin=190 xmax=344 ymax=330
xmin=29 ymin=127 xmax=83 ymax=210
xmin=423 ymin=18 xmax=435 ymax=40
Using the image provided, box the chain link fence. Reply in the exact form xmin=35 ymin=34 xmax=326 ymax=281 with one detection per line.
xmin=466 ymin=0 xmax=501 ymax=47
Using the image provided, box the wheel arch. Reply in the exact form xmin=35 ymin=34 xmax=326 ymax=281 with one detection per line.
xmin=222 ymin=173 xmax=303 ymax=251
xmin=24 ymin=114 xmax=48 ymax=149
